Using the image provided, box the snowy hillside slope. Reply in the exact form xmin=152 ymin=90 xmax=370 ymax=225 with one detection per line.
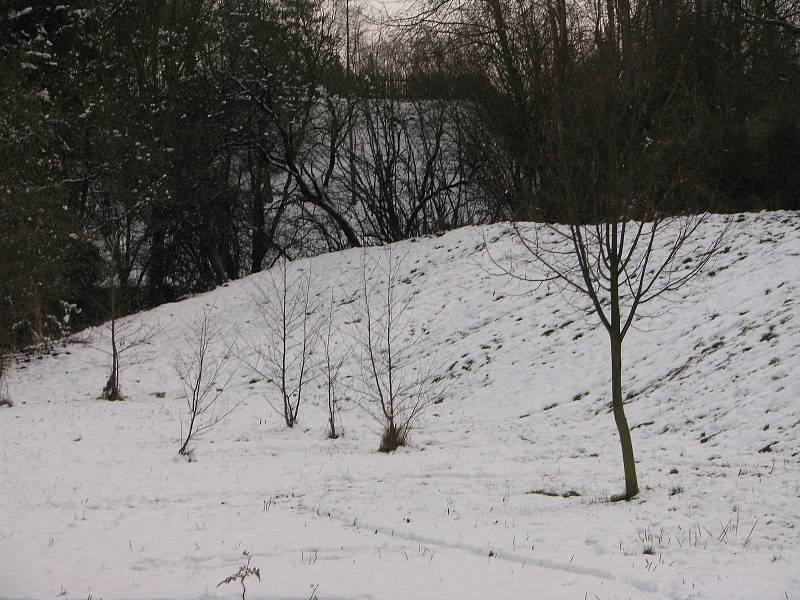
xmin=1 ymin=211 xmax=799 ymax=600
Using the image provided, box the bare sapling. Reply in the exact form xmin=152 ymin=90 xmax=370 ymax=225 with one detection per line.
xmin=102 ymin=294 xmax=122 ymax=401
xmin=350 ymin=248 xmax=447 ymax=452
xmin=247 ymin=258 xmax=321 ymax=428
xmin=497 ymin=212 xmax=727 ymax=499
xmin=97 ymin=279 xmax=158 ymax=401
xmin=175 ymin=307 xmax=237 ymax=457
xmin=321 ymin=290 xmax=346 ymax=438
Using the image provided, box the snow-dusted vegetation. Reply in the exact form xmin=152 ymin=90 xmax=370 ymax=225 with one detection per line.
xmin=2 ymin=212 xmax=799 ymax=599
xmin=3 ymin=0 xmax=800 ymax=597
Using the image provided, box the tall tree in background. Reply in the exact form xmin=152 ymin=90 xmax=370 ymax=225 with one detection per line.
xmin=227 ymin=0 xmax=363 ymax=249
xmin=409 ymin=0 xmax=800 ymax=217
xmin=0 ymin=3 xmax=84 ymax=347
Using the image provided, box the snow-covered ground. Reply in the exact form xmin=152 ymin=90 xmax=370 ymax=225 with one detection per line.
xmin=2 ymin=212 xmax=799 ymax=600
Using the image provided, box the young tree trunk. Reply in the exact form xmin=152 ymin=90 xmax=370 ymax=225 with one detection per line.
xmin=103 ymin=316 xmax=121 ymax=401
xmin=609 ymin=331 xmax=638 ymax=499
xmin=179 ymin=411 xmax=196 ymax=455
xmin=102 ymin=278 xmax=122 ymax=401
xmin=608 ymin=224 xmax=638 ymax=500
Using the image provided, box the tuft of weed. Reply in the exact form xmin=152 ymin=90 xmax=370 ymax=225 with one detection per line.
xmin=379 ymin=422 xmax=408 ymax=453
xmin=760 ymin=326 xmax=778 ymax=342
xmin=527 ymin=488 xmax=581 ymax=498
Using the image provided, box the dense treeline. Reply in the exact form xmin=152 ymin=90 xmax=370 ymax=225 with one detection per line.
xmin=397 ymin=0 xmax=800 ymax=218
xmin=1 ymin=0 xmax=798 ymax=349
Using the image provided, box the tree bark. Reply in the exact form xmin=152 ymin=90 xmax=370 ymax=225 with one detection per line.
xmin=609 ymin=329 xmax=638 ymax=499
xmin=608 ymin=221 xmax=638 ymax=499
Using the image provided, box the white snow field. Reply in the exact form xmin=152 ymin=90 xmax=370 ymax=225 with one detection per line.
xmin=2 ymin=212 xmax=799 ymax=600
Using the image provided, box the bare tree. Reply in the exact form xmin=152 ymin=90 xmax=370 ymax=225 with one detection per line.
xmin=493 ymin=25 xmax=729 ymax=498
xmin=349 ymin=248 xmax=447 ymax=451
xmin=97 ymin=276 xmax=158 ymax=401
xmin=342 ymin=96 xmax=479 ymax=243
xmin=229 ymin=0 xmax=363 ymax=251
xmin=175 ymin=307 xmax=237 ymax=457
xmin=429 ymin=0 xmax=730 ymax=499
xmin=320 ymin=290 xmax=347 ymax=438
xmin=501 ymin=207 xmax=727 ymax=499
xmin=100 ymin=278 xmax=124 ymax=401
xmin=246 ymin=258 xmax=321 ymax=428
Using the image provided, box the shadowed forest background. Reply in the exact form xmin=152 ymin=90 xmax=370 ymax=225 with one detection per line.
xmin=1 ymin=0 xmax=799 ymax=349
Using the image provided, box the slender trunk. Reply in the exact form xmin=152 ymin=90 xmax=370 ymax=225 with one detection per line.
xmin=609 ymin=329 xmax=638 ymax=498
xmin=281 ymin=272 xmax=294 ymax=428
xmin=105 ymin=311 xmax=121 ymax=401
xmin=618 ymin=0 xmax=633 ymax=93
xmin=485 ymin=0 xmax=535 ymax=199
xmin=111 ymin=323 xmax=118 ymax=392
xmin=179 ymin=410 xmax=196 ymax=455
xmin=608 ymin=221 xmax=638 ymax=499
xmin=328 ymin=396 xmax=337 ymax=438
xmin=206 ymin=242 xmax=228 ymax=286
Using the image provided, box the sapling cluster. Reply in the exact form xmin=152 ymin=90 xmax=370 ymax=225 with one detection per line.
xmin=239 ymin=251 xmax=446 ymax=450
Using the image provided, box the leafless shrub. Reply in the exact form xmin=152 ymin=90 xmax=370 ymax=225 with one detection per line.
xmin=348 ymin=248 xmax=447 ymax=452
xmin=245 ymin=258 xmax=321 ymax=428
xmin=176 ymin=307 xmax=237 ymax=457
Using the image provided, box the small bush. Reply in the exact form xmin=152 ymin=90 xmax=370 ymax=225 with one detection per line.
xmin=379 ymin=422 xmax=408 ymax=453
